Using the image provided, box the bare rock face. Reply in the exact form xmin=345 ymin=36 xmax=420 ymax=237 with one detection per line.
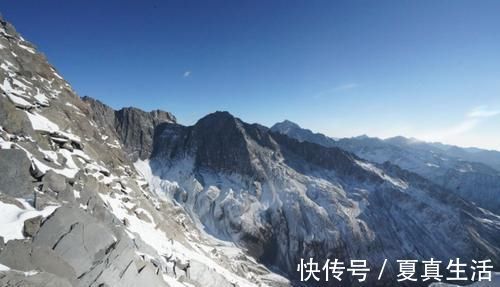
xmin=152 ymin=111 xmax=277 ymax=179
xmin=82 ymin=96 xmax=176 ymax=161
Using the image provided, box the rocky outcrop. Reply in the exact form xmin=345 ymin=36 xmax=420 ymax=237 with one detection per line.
xmin=82 ymin=96 xmax=176 ymax=161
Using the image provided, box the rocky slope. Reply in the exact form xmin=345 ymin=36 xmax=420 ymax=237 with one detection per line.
xmin=0 ymin=15 xmax=287 ymax=287
xmin=134 ymin=112 xmax=500 ymax=286
xmin=272 ymin=121 xmax=500 ymax=214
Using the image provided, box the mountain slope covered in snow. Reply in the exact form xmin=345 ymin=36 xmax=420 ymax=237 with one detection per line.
xmin=272 ymin=121 xmax=500 ymax=214
xmin=132 ymin=112 xmax=500 ymax=286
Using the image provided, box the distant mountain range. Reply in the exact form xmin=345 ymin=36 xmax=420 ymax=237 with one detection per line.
xmin=272 ymin=120 xmax=500 ymax=213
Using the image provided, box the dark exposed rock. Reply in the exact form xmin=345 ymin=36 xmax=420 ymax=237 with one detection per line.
xmin=23 ymin=216 xmax=43 ymax=237
xmin=82 ymin=96 xmax=176 ymax=161
xmin=152 ymin=112 xmax=277 ymax=179
xmin=29 ymin=160 xmax=45 ymax=181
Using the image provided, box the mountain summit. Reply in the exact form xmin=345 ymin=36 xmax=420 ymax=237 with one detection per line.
xmin=271 ymin=120 xmax=337 ymax=147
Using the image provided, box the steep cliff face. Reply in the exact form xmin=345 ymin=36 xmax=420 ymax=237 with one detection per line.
xmin=82 ymin=96 xmax=176 ymax=161
xmin=0 ymin=15 xmax=287 ymax=287
xmin=142 ymin=112 xmax=500 ymax=286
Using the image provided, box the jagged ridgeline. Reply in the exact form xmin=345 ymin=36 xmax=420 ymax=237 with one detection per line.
xmin=0 ymin=15 xmax=289 ymax=287
xmin=1 ymin=14 xmax=499 ymax=287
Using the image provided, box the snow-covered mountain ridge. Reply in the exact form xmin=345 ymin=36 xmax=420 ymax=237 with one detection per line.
xmin=126 ymin=113 xmax=500 ymax=286
xmin=272 ymin=120 xmax=500 ymax=214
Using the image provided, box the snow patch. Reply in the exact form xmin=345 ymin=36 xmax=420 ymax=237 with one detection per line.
xmin=355 ymin=160 xmax=409 ymax=189
xmin=18 ymin=42 xmax=36 ymax=54
xmin=25 ymin=111 xmax=59 ymax=132
xmin=0 ymin=199 xmax=58 ymax=242
xmin=0 ymin=263 xmax=9 ymax=271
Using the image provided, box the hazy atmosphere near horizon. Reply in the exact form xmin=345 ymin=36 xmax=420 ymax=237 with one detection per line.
xmin=1 ymin=0 xmax=499 ymax=150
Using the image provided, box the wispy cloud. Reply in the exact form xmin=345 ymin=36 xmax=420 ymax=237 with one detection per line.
xmin=418 ymin=105 xmax=499 ymax=142
xmin=183 ymin=70 xmax=191 ymax=78
xmin=333 ymin=83 xmax=358 ymax=91
xmin=315 ymin=83 xmax=359 ymax=98
xmin=467 ymin=106 xmax=500 ymax=118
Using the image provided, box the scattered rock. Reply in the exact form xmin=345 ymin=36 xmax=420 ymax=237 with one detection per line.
xmin=61 ymin=142 xmax=73 ymax=152
xmin=0 ymin=270 xmax=72 ymax=287
xmin=42 ymin=170 xmax=67 ymax=194
xmin=23 ymin=216 xmax=43 ymax=237
xmin=134 ymin=209 xmax=152 ymax=223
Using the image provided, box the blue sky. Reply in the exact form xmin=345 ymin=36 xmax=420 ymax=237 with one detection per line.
xmin=2 ymin=1 xmax=500 ymax=150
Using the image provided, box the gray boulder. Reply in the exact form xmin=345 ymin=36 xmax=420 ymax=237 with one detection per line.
xmin=42 ymin=170 xmax=67 ymax=194
xmin=0 ymin=96 xmax=35 ymax=136
xmin=23 ymin=216 xmax=43 ymax=237
xmin=0 ymin=149 xmax=34 ymax=197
